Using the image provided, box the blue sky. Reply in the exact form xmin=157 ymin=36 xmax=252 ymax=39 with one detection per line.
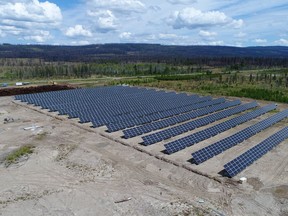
xmin=0 ymin=0 xmax=287 ymax=46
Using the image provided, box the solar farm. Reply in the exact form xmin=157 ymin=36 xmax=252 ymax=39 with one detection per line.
xmin=14 ymin=85 xmax=288 ymax=180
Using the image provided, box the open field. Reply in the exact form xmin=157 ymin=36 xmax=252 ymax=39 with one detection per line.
xmin=1 ymin=87 xmax=288 ymax=215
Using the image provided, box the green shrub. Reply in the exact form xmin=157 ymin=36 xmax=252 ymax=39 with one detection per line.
xmin=228 ymin=88 xmax=288 ymax=102
xmin=6 ymin=145 xmax=35 ymax=164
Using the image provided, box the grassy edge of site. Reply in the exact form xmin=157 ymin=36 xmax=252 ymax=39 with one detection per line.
xmin=106 ymin=69 xmax=288 ymax=104
xmin=2 ymin=67 xmax=288 ymax=104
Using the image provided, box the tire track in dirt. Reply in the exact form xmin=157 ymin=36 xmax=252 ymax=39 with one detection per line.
xmin=270 ymin=155 xmax=288 ymax=184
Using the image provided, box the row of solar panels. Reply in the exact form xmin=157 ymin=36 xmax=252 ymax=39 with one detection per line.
xmin=65 ymin=94 xmax=209 ymax=127
xmin=192 ymin=109 xmax=288 ymax=165
xmin=17 ymin=86 xmax=200 ymax=116
xmin=224 ymin=126 xmax=288 ymax=177
xmin=164 ymin=103 xmax=276 ymax=154
xmin=61 ymin=93 xmax=197 ymax=118
xmin=123 ymin=98 xmax=235 ymax=138
xmin=94 ymin=96 xmax=212 ymax=129
xmin=32 ymin=91 xmax=198 ymax=116
xmin=106 ymin=97 xmax=224 ymax=132
xmin=17 ymin=86 xmax=155 ymax=106
xmin=83 ymin=96 xmax=218 ymax=126
xmin=17 ymin=86 xmax=182 ymax=109
xmin=141 ymin=101 xmax=255 ymax=145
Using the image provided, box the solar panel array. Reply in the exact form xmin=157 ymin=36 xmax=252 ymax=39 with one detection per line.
xmin=122 ymin=97 xmax=226 ymax=138
xmin=15 ymin=86 xmax=211 ymax=128
xmin=15 ymin=86 xmax=288 ymax=178
xmin=164 ymin=103 xmax=275 ymax=154
xmin=106 ymin=95 xmax=215 ymax=132
xmin=224 ymin=127 xmax=288 ymax=177
xmin=16 ymin=86 xmax=197 ymax=121
xmin=192 ymin=109 xmax=288 ymax=165
xmin=142 ymin=100 xmax=247 ymax=146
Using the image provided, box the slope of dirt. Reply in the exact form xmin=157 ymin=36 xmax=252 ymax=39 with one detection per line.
xmin=0 ymin=85 xmax=76 ymax=97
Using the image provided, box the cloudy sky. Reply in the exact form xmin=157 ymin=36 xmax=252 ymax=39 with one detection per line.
xmin=0 ymin=0 xmax=287 ymax=46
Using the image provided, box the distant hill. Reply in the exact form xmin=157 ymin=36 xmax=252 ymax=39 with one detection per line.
xmin=0 ymin=44 xmax=288 ymax=62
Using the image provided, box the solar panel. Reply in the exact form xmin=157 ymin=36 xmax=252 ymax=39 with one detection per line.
xmin=82 ymin=94 xmax=199 ymax=123
xmin=224 ymin=127 xmax=288 ymax=177
xmin=142 ymin=100 xmax=246 ymax=145
xmin=192 ymin=109 xmax=288 ymax=164
xmin=106 ymin=96 xmax=213 ymax=132
xmin=16 ymin=86 xmax=208 ymax=129
xmin=123 ymin=97 xmax=226 ymax=138
xmin=164 ymin=103 xmax=275 ymax=154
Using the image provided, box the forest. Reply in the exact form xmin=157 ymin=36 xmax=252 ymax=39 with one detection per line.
xmin=1 ymin=43 xmax=288 ymax=63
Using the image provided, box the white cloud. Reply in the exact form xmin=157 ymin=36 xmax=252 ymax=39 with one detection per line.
xmin=0 ymin=0 xmax=61 ymax=43
xmin=235 ymin=32 xmax=246 ymax=38
xmin=167 ymin=7 xmax=243 ymax=29
xmin=208 ymin=40 xmax=224 ymax=46
xmin=230 ymin=19 xmax=244 ymax=29
xmin=254 ymin=38 xmax=267 ymax=44
xmin=158 ymin=33 xmax=179 ymax=40
xmin=88 ymin=0 xmax=145 ymax=14
xmin=0 ymin=0 xmax=286 ymax=46
xmin=137 ymin=33 xmax=189 ymax=44
xmin=0 ymin=26 xmax=21 ymax=35
xmin=0 ymin=0 xmax=62 ymax=24
xmin=234 ymin=42 xmax=244 ymax=47
xmin=23 ymin=30 xmax=52 ymax=43
xmin=275 ymin=39 xmax=288 ymax=46
xmin=71 ymin=40 xmax=91 ymax=45
xmin=119 ymin=32 xmax=132 ymax=39
xmin=199 ymin=30 xmax=217 ymax=37
xmin=66 ymin=25 xmax=92 ymax=37
xmin=167 ymin=0 xmax=197 ymax=5
xmin=86 ymin=0 xmax=145 ymax=35
xmin=88 ymin=10 xmax=117 ymax=32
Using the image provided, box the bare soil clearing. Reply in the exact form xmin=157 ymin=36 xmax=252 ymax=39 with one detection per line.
xmin=0 ymin=96 xmax=288 ymax=216
xmin=0 ymin=85 xmax=75 ymax=97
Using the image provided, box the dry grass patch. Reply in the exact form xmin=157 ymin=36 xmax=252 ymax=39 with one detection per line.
xmin=5 ymin=145 xmax=35 ymax=165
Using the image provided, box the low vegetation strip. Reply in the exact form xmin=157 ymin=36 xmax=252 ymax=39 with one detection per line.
xmin=155 ymin=73 xmax=219 ymax=81
xmin=228 ymin=88 xmax=288 ymax=103
xmin=5 ymin=145 xmax=35 ymax=165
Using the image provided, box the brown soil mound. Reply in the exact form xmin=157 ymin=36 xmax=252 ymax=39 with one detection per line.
xmin=0 ymin=85 xmax=76 ymax=97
